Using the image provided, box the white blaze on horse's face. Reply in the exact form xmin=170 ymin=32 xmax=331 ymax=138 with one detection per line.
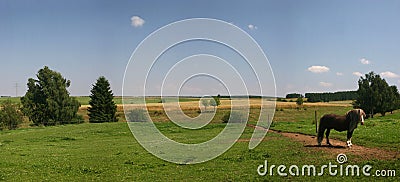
xmin=361 ymin=115 xmax=364 ymax=125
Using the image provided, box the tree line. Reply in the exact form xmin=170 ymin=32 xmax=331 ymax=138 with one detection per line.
xmin=0 ymin=66 xmax=117 ymax=130
xmin=305 ymin=91 xmax=358 ymax=102
xmin=285 ymin=91 xmax=358 ymax=102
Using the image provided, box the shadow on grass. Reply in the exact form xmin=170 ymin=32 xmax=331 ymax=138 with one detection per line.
xmin=304 ymin=144 xmax=346 ymax=149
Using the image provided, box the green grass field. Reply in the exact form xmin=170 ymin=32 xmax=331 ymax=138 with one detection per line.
xmin=1 ymin=122 xmax=399 ymax=181
xmin=0 ymin=99 xmax=399 ymax=181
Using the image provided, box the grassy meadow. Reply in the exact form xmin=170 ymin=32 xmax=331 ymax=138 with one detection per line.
xmin=0 ymin=98 xmax=399 ymax=181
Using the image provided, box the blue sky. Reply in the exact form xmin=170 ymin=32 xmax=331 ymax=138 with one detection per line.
xmin=1 ymin=0 xmax=400 ymax=97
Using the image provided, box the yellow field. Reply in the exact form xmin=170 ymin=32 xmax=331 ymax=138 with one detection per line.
xmin=80 ymin=98 xmax=351 ymax=110
xmin=79 ymin=98 xmax=352 ymax=119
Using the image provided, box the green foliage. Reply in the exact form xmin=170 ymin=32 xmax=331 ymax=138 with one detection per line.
xmin=388 ymin=86 xmax=400 ymax=113
xmin=354 ymin=71 xmax=400 ymax=117
xmin=201 ymin=99 xmax=210 ymax=111
xmin=221 ymin=111 xmax=247 ymax=123
xmin=0 ymin=100 xmax=24 ymax=130
xmin=305 ymin=91 xmax=358 ymax=102
xmin=209 ymin=96 xmax=220 ymax=111
xmin=20 ymin=66 xmax=80 ymax=126
xmin=88 ymin=76 xmax=117 ymax=123
xmin=295 ymin=96 xmax=303 ymax=106
xmin=126 ymin=109 xmax=149 ymax=122
xmin=285 ymin=93 xmax=303 ymax=99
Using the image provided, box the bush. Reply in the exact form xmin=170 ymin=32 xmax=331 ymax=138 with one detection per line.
xmin=0 ymin=100 xmax=24 ymax=130
xmin=127 ymin=109 xmax=150 ymax=122
xmin=221 ymin=111 xmax=247 ymax=123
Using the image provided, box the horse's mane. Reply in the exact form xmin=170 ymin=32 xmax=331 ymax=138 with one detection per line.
xmin=345 ymin=109 xmax=365 ymax=132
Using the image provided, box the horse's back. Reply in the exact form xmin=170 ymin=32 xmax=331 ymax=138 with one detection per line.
xmin=320 ymin=114 xmax=348 ymax=132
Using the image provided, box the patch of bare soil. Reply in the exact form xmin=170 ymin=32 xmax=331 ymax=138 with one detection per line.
xmin=247 ymin=124 xmax=400 ymax=161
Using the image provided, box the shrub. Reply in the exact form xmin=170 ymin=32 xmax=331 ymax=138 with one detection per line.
xmin=222 ymin=111 xmax=247 ymax=123
xmin=210 ymin=96 xmax=220 ymax=111
xmin=127 ymin=109 xmax=150 ymax=122
xmin=0 ymin=100 xmax=24 ymax=130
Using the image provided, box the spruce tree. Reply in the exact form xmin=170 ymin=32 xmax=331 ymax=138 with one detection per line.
xmin=88 ymin=76 xmax=117 ymax=123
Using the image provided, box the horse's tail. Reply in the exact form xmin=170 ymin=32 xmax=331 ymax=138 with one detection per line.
xmin=317 ymin=117 xmax=326 ymax=145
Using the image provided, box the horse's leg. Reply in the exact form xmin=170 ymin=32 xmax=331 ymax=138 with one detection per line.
xmin=325 ymin=129 xmax=332 ymax=146
xmin=346 ymin=130 xmax=353 ymax=148
xmin=317 ymin=126 xmax=325 ymax=146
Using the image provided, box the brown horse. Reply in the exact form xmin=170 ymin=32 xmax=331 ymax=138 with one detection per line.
xmin=317 ymin=109 xmax=366 ymax=147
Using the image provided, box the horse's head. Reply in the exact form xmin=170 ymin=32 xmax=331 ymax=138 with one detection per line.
xmin=346 ymin=109 xmax=366 ymax=131
xmin=358 ymin=109 xmax=366 ymax=125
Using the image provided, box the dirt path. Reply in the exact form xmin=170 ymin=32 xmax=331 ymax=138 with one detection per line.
xmin=247 ymin=124 xmax=400 ymax=161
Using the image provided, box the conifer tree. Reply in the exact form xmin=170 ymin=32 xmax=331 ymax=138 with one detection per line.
xmin=88 ymin=76 xmax=117 ymax=123
xmin=21 ymin=66 xmax=80 ymax=126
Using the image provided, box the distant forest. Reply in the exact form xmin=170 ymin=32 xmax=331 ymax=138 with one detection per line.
xmin=285 ymin=91 xmax=358 ymax=102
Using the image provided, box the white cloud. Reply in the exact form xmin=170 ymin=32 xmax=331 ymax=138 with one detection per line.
xmin=380 ymin=71 xmax=400 ymax=78
xmin=360 ymin=58 xmax=371 ymax=65
xmin=319 ymin=82 xmax=333 ymax=87
xmin=353 ymin=72 xmax=363 ymax=77
xmin=307 ymin=66 xmax=330 ymax=73
xmin=248 ymin=24 xmax=257 ymax=30
xmin=336 ymin=72 xmax=343 ymax=76
xmin=131 ymin=16 xmax=145 ymax=27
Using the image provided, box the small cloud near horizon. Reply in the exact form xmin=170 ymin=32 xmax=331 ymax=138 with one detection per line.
xmin=248 ymin=24 xmax=257 ymax=30
xmin=319 ymin=82 xmax=333 ymax=87
xmin=380 ymin=71 xmax=400 ymax=78
xmin=131 ymin=16 xmax=145 ymax=27
xmin=360 ymin=58 xmax=371 ymax=65
xmin=307 ymin=66 xmax=330 ymax=73
xmin=336 ymin=72 xmax=343 ymax=76
xmin=353 ymin=72 xmax=363 ymax=77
